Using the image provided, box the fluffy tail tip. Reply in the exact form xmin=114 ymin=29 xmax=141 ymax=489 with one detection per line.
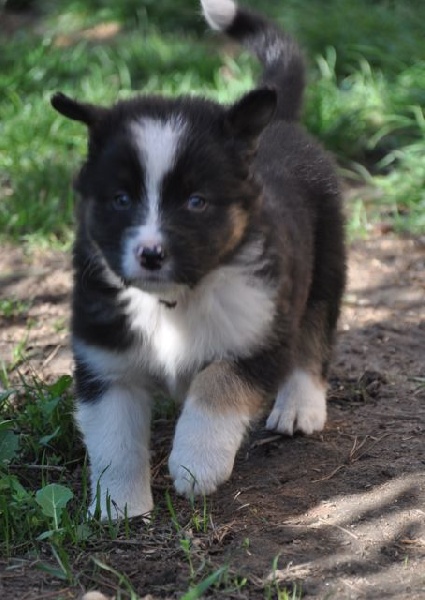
xmin=201 ymin=0 xmax=236 ymax=31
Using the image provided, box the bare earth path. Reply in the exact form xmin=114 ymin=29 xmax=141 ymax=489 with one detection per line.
xmin=0 ymin=233 xmax=424 ymax=599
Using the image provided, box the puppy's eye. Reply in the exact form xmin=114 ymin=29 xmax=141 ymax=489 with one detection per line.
xmin=113 ymin=192 xmax=132 ymax=210
xmin=186 ymin=195 xmax=207 ymax=212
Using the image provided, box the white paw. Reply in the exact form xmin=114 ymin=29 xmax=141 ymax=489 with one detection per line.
xmin=169 ymin=447 xmax=235 ymax=497
xmin=89 ymin=481 xmax=153 ymax=521
xmin=266 ymin=369 xmax=327 ymax=436
xmin=169 ymin=402 xmax=248 ymax=497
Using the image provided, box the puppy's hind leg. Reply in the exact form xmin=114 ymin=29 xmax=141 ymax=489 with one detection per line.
xmin=266 ymin=301 xmax=334 ymax=436
xmin=266 ymin=368 xmax=327 ymax=436
xmin=267 ymin=193 xmax=346 ymax=436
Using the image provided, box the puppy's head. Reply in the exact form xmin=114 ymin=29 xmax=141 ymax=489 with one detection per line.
xmin=51 ymin=89 xmax=276 ymax=293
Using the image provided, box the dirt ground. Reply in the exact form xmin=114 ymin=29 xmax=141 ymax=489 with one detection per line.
xmin=0 ymin=232 xmax=424 ymax=599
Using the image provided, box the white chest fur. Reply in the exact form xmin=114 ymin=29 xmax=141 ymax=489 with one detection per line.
xmin=76 ymin=264 xmax=277 ymax=392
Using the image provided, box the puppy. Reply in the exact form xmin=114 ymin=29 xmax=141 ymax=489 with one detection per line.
xmin=51 ymin=0 xmax=346 ymax=519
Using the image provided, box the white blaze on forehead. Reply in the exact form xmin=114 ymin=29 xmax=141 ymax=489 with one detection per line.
xmin=122 ymin=117 xmax=186 ymax=281
xmin=131 ymin=116 xmax=186 ymax=234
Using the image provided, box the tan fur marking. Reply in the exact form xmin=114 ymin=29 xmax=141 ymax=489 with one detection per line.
xmin=189 ymin=361 xmax=264 ymax=417
xmin=220 ymin=206 xmax=249 ymax=257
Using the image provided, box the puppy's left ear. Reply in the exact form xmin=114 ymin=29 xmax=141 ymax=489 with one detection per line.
xmin=225 ymin=88 xmax=277 ymax=143
xmin=51 ymin=92 xmax=106 ymax=127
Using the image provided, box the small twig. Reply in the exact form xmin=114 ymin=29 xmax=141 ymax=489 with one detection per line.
xmin=399 ymin=538 xmax=425 ymax=547
xmin=250 ymin=434 xmax=282 ymax=448
xmin=313 ymin=433 xmax=391 ymax=482
xmin=103 ymin=538 xmax=154 ymax=547
xmin=351 ymin=433 xmax=391 ymax=462
xmin=10 ymin=464 xmax=65 ymax=472
xmin=42 ymin=344 xmax=63 ymax=369
xmin=331 ymin=524 xmax=359 ymax=540
xmin=23 ymin=588 xmax=73 ymax=600
xmin=349 ymin=435 xmax=369 ymax=461
xmin=312 ymin=464 xmax=345 ymax=482
xmin=151 ymin=453 xmax=168 ymax=480
xmin=372 ymin=412 xmax=424 ymax=421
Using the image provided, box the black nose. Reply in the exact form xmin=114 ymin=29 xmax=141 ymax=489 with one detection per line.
xmin=138 ymin=245 xmax=166 ymax=271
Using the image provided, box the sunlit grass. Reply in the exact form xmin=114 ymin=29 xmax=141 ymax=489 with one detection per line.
xmin=0 ymin=0 xmax=424 ymax=240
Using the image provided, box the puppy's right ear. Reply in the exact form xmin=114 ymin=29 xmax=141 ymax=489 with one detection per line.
xmin=51 ymin=92 xmax=105 ymax=127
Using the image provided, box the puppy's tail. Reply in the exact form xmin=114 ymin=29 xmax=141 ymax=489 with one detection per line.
xmin=201 ymin=0 xmax=304 ymax=121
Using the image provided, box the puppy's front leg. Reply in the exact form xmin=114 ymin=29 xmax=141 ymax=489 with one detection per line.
xmin=75 ymin=383 xmax=153 ymax=519
xmin=169 ymin=361 xmax=263 ymax=496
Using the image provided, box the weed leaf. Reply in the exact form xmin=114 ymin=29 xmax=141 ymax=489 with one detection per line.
xmin=0 ymin=423 xmax=19 ymax=464
xmin=35 ymin=483 xmax=73 ymax=526
xmin=47 ymin=374 xmax=73 ymax=396
xmin=39 ymin=426 xmax=60 ymax=447
xmin=36 ymin=528 xmax=64 ymax=541
xmin=36 ymin=561 xmax=70 ymax=581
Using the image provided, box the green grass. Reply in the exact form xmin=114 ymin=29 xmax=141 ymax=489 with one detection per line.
xmin=0 ymin=0 xmax=424 ymax=242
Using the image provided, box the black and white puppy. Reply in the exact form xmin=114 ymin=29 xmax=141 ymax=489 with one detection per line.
xmin=51 ymin=0 xmax=346 ymax=519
